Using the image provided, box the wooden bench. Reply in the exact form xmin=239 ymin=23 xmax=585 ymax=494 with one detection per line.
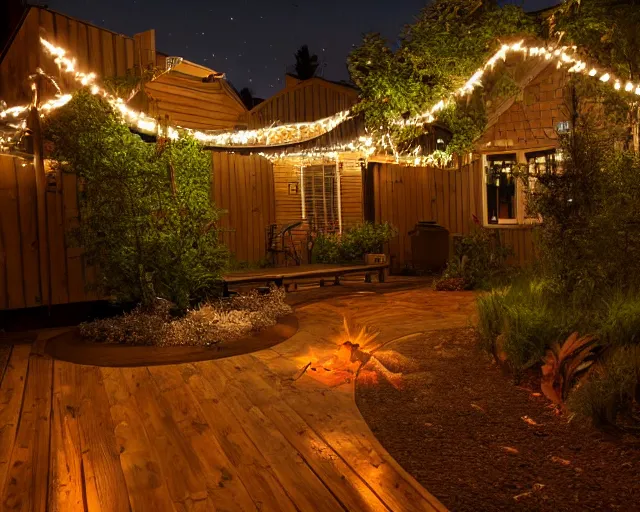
xmin=222 ymin=263 xmax=389 ymax=296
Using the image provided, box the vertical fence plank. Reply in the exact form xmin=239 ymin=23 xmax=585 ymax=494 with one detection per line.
xmin=46 ymin=165 xmax=69 ymax=305
xmin=15 ymin=160 xmax=42 ymax=308
xmin=0 ymin=157 xmax=26 ymax=309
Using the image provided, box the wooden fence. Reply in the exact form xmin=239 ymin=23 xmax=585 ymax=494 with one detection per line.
xmin=371 ymin=160 xmax=536 ymax=271
xmin=0 ymin=152 xmax=276 ymax=310
xmin=212 ymin=153 xmax=276 ymax=264
xmin=0 ymin=154 xmax=95 ymax=309
xmin=0 ymin=7 xmax=138 ymax=106
xmin=1 ymin=151 xmax=540 ymax=310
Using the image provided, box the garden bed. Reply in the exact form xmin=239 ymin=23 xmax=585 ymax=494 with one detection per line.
xmin=356 ymin=328 xmax=640 ymax=512
xmin=44 ymin=314 xmax=298 ymax=367
xmin=43 ymin=287 xmax=298 ymax=366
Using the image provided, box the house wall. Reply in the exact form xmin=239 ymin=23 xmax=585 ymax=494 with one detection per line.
xmin=477 ymin=63 xmax=570 ymax=152
xmin=371 ymin=160 xmax=536 ymax=272
xmin=248 ymin=78 xmax=358 ymax=128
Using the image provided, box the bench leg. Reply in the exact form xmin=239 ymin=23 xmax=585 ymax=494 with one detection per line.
xmin=284 ymin=283 xmax=290 ymax=292
xmin=319 ymin=279 xmax=325 ymax=287
xmin=364 ymin=272 xmax=372 ymax=283
xmin=378 ymin=269 xmax=386 ymax=283
xmin=223 ymin=281 xmax=230 ymax=297
xmin=274 ymin=277 xmax=284 ymax=289
xmin=334 ymin=276 xmax=341 ymax=286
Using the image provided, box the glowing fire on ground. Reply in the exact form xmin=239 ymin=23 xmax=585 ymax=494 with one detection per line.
xmin=294 ymin=316 xmax=407 ymax=389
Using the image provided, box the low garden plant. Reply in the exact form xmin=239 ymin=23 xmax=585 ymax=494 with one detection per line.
xmin=312 ymin=222 xmax=397 ymax=264
xmin=436 ymin=225 xmax=512 ymax=290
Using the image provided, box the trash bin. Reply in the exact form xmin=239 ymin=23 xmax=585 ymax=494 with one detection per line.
xmin=408 ymin=221 xmax=449 ymax=273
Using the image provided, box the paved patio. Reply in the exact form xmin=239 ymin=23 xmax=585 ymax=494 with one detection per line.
xmin=0 ymin=281 xmax=475 ymax=511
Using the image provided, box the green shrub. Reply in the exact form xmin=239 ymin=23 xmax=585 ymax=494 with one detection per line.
xmin=439 ymin=227 xmax=512 ymax=289
xmin=313 ymin=222 xmax=397 ymax=263
xmin=567 ymin=346 xmax=640 ymax=426
xmin=526 ymin=115 xmax=640 ymax=298
xmin=44 ymin=90 xmax=228 ymax=309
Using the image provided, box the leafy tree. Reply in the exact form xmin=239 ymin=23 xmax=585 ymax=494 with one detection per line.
xmin=294 ymin=45 xmax=319 ymax=80
xmin=348 ymin=0 xmax=537 ymax=155
xmin=44 ymin=90 xmax=228 ymax=309
xmin=553 ymin=0 xmax=640 ymax=153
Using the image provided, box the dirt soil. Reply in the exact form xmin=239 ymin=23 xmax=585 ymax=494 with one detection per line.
xmin=356 ymin=328 xmax=640 ymax=512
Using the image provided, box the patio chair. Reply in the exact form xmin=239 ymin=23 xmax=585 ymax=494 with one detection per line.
xmin=265 ymin=220 xmax=305 ymax=266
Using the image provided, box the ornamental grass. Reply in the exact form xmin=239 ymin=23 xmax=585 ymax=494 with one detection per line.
xmin=79 ymin=287 xmax=291 ymax=347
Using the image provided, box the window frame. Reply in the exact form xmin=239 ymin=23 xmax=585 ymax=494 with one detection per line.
xmin=300 ymin=162 xmax=342 ymax=233
xmin=481 ymin=147 xmax=557 ymax=227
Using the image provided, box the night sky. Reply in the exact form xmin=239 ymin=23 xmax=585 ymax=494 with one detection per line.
xmin=46 ymin=0 xmax=561 ymax=100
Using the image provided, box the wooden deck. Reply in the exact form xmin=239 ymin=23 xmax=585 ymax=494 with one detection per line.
xmin=0 ymin=283 xmax=476 ymax=511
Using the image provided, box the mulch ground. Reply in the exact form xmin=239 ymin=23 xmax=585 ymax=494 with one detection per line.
xmin=355 ymin=328 xmax=640 ymax=512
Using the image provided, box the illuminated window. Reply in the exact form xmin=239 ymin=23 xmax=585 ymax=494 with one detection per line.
xmin=483 ymin=149 xmax=562 ymax=225
xmin=485 ymin=154 xmax=518 ymax=224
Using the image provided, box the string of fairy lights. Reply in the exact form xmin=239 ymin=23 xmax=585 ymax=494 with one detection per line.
xmin=0 ymin=36 xmax=639 ymax=163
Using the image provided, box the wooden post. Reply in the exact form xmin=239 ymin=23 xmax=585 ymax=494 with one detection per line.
xmin=28 ymin=87 xmax=52 ymax=309
xmin=335 ymin=156 xmax=343 ymax=233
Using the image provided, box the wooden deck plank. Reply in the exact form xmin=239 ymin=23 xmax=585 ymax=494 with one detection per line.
xmin=216 ymin=355 xmax=389 ymax=512
xmin=72 ymin=364 xmax=131 ymax=512
xmin=244 ymin=353 xmax=446 ymax=512
xmin=179 ymin=363 xmax=298 ymax=512
xmin=194 ymin=360 xmax=345 ymax=512
xmin=0 ymin=345 xmax=30 ymax=494
xmin=0 ymin=346 xmax=11 ymax=384
xmin=0 ymin=284 xmax=461 ymax=511
xmin=49 ymin=361 xmax=85 ymax=511
xmin=2 ymin=354 xmax=52 ymax=511
xmin=119 ymin=367 xmax=210 ymax=509
xmin=146 ymin=365 xmax=258 ymax=511
xmin=100 ymin=367 xmax=176 ymax=512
